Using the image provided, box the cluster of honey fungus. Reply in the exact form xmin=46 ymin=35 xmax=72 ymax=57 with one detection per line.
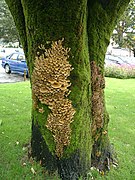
xmin=32 ymin=40 xmax=75 ymax=157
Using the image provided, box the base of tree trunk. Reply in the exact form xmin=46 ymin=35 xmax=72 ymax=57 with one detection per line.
xmin=31 ymin=119 xmax=58 ymax=173
xmin=57 ymin=150 xmax=90 ymax=180
xmin=91 ymin=135 xmax=117 ymax=172
xmin=31 ymin=120 xmax=91 ymax=179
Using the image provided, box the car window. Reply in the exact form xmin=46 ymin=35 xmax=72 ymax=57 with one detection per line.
xmin=10 ymin=53 xmax=18 ymax=60
xmin=18 ymin=54 xmax=25 ymax=60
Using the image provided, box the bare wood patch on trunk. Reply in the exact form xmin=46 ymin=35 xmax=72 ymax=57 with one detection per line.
xmin=90 ymin=61 xmax=105 ymax=138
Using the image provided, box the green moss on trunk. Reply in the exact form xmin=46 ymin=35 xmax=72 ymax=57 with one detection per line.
xmin=87 ymin=1 xmax=129 ymax=170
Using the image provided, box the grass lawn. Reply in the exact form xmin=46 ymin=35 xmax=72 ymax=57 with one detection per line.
xmin=103 ymin=78 xmax=135 ymax=180
xmin=0 ymin=78 xmax=135 ymax=179
xmin=0 ymin=82 xmax=47 ymax=180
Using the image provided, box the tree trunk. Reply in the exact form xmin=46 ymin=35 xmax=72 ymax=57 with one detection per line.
xmin=133 ymin=49 xmax=135 ymax=57
xmin=5 ymin=0 xmax=130 ymax=179
xmin=87 ymin=1 xmax=121 ymax=170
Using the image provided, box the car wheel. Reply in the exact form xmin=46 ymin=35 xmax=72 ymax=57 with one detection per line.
xmin=5 ymin=64 xmax=11 ymax=74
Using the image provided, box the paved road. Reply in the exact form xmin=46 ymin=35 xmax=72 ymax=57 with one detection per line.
xmin=0 ymin=60 xmax=26 ymax=83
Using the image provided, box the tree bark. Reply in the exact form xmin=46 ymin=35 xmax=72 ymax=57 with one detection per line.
xmin=5 ymin=0 xmax=130 ymax=179
xmin=87 ymin=0 xmax=130 ymax=170
xmin=133 ymin=49 xmax=135 ymax=57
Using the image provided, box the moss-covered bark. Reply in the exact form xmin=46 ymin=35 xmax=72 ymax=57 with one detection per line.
xmin=87 ymin=0 xmax=130 ymax=170
xmin=5 ymin=0 xmax=130 ymax=179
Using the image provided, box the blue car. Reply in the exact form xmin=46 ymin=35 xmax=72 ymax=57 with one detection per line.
xmin=2 ymin=52 xmax=29 ymax=77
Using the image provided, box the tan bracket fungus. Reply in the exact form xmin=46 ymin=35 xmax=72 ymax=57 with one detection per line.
xmin=32 ymin=39 xmax=76 ymax=158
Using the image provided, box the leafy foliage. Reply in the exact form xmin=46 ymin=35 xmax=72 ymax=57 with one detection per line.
xmin=0 ymin=0 xmax=19 ymax=45
xmin=112 ymin=0 xmax=135 ymax=55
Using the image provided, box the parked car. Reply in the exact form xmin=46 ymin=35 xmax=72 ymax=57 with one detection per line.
xmin=105 ymin=55 xmax=131 ymax=66
xmin=2 ymin=52 xmax=29 ymax=77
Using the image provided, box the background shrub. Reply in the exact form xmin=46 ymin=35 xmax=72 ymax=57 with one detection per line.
xmin=105 ymin=64 xmax=135 ymax=79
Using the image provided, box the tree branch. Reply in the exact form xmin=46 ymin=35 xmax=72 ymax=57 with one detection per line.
xmin=104 ymin=0 xmax=130 ymax=23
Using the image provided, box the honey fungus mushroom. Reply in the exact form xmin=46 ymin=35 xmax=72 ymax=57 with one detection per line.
xmin=32 ymin=39 xmax=76 ymax=158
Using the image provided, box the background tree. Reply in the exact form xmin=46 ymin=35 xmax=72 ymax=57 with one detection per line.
xmin=112 ymin=0 xmax=135 ymax=56
xmin=123 ymin=33 xmax=135 ymax=56
xmin=5 ymin=0 xmax=130 ymax=179
xmin=0 ymin=0 xmax=20 ymax=45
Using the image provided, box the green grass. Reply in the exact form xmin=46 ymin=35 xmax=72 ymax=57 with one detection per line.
xmin=103 ymin=78 xmax=135 ymax=180
xmin=0 ymin=82 xmax=58 ymax=180
xmin=0 ymin=78 xmax=135 ymax=179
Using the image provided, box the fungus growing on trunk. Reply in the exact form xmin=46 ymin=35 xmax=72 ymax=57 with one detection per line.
xmin=32 ymin=39 xmax=75 ymax=157
xmin=90 ymin=61 xmax=105 ymax=138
